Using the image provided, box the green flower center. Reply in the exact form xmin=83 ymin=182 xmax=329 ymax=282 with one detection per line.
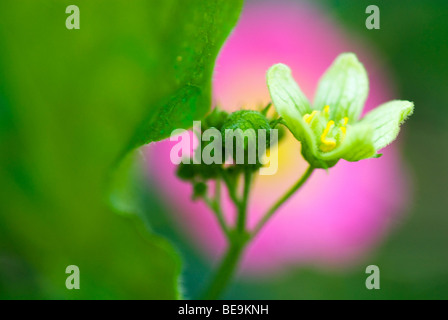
xmin=302 ymin=105 xmax=348 ymax=152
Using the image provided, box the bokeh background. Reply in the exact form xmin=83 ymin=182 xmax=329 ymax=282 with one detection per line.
xmin=1 ymin=0 xmax=448 ymax=299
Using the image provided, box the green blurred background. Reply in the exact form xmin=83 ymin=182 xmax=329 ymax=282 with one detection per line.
xmin=1 ymin=0 xmax=447 ymax=299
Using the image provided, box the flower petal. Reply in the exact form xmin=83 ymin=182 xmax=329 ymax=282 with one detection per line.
xmin=267 ymin=63 xmax=312 ymax=116
xmin=359 ymin=100 xmax=414 ymax=151
xmin=320 ymin=124 xmax=376 ymax=162
xmin=267 ymin=64 xmax=317 ymax=153
xmin=314 ymin=53 xmax=369 ymax=122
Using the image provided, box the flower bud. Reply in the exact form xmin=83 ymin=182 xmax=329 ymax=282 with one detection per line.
xmin=220 ymin=110 xmax=272 ymax=166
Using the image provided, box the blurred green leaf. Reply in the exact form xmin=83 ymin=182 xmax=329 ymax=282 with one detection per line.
xmin=128 ymin=0 xmax=244 ymax=149
xmin=0 ymin=0 xmax=242 ymax=299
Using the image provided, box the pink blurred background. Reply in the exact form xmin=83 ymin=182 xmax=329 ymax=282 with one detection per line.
xmin=144 ymin=0 xmax=410 ymax=276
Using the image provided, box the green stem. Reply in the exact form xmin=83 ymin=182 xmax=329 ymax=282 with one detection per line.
xmin=201 ymin=166 xmax=313 ymax=300
xmin=203 ymin=196 xmax=230 ymax=239
xmin=221 ymin=169 xmax=240 ymax=207
xmin=252 ymin=165 xmax=314 ymax=238
xmin=236 ymin=169 xmax=252 ymax=233
xmin=200 ymin=236 xmax=248 ymax=300
xmin=201 ymin=169 xmax=252 ymax=300
xmin=214 ymin=177 xmax=222 ymax=205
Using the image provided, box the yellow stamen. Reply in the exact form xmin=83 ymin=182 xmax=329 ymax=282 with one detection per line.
xmin=303 ymin=110 xmax=318 ymax=124
xmin=339 ymin=117 xmax=348 ymax=139
xmin=323 ymin=105 xmax=330 ymax=115
xmin=320 ymin=120 xmax=336 ymax=152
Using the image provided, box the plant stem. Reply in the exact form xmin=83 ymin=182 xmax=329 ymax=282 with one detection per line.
xmin=203 ymin=196 xmax=230 ymax=239
xmin=201 ymin=169 xmax=252 ymax=300
xmin=236 ymin=169 xmax=252 ymax=233
xmin=200 ymin=235 xmax=248 ymax=300
xmin=221 ymin=169 xmax=240 ymax=207
xmin=252 ymin=165 xmax=314 ymax=238
xmin=214 ymin=177 xmax=222 ymax=205
xmin=201 ymin=166 xmax=314 ymax=299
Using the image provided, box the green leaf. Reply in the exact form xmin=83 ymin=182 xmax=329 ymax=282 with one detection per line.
xmin=108 ymin=151 xmax=143 ymax=216
xmin=321 ymin=124 xmax=376 ymax=162
xmin=128 ymin=0 xmax=244 ymax=150
xmin=313 ymin=53 xmax=369 ymax=122
xmin=267 ymin=64 xmax=317 ymax=154
xmin=0 ymin=0 xmax=242 ymax=299
xmin=360 ymin=100 xmax=414 ymax=150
